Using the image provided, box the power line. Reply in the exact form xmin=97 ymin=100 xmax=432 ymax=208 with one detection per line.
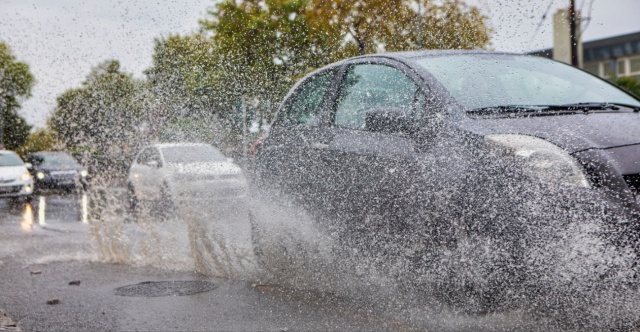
xmin=527 ymin=0 xmax=556 ymax=50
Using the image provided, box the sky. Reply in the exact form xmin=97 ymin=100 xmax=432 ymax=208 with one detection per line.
xmin=1 ymin=0 xmax=640 ymax=128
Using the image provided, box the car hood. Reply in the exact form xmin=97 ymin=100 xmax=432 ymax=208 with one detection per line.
xmin=0 ymin=166 xmax=28 ymax=180
xmin=461 ymin=112 xmax=640 ymax=153
xmin=168 ymin=162 xmax=242 ymax=175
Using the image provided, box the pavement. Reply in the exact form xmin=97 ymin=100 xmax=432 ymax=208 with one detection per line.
xmin=0 ymin=193 xmax=422 ymax=331
xmin=4 ymin=191 xmax=632 ymax=331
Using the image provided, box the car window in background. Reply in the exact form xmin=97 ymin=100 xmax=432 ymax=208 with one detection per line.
xmin=416 ymin=54 xmax=640 ymax=110
xmin=27 ymin=155 xmax=44 ymax=166
xmin=40 ymin=153 xmax=79 ymax=167
xmin=136 ymin=149 xmax=150 ymax=164
xmin=281 ymin=71 xmax=334 ymax=126
xmin=161 ymin=145 xmax=226 ymax=164
xmin=335 ymin=64 xmax=418 ymax=129
xmin=0 ymin=152 xmax=24 ymax=167
xmin=137 ymin=148 xmax=161 ymax=166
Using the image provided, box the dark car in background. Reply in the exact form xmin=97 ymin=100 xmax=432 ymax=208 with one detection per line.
xmin=252 ymin=51 xmax=640 ymax=312
xmin=26 ymin=152 xmax=88 ymax=192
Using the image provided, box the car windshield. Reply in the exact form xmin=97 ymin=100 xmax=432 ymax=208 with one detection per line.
xmin=416 ymin=54 xmax=640 ymax=110
xmin=39 ymin=153 xmax=79 ymax=167
xmin=0 ymin=152 xmax=24 ymax=167
xmin=161 ymin=145 xmax=227 ymax=164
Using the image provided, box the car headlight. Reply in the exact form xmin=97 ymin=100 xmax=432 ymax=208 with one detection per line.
xmin=80 ymin=170 xmax=88 ymax=177
xmin=20 ymin=171 xmax=32 ymax=182
xmin=485 ymin=134 xmax=590 ymax=188
xmin=36 ymin=172 xmax=45 ymax=179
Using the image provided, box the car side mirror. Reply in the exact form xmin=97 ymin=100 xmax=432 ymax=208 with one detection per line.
xmin=364 ymin=108 xmax=416 ymax=134
xmin=25 ymin=162 xmax=33 ymax=170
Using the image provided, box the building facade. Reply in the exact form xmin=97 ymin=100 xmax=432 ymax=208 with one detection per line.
xmin=531 ymin=30 xmax=640 ymax=81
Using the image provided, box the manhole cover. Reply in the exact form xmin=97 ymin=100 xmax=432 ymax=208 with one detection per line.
xmin=114 ymin=281 xmax=216 ymax=297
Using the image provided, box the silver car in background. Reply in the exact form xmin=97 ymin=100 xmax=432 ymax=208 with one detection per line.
xmin=0 ymin=150 xmax=34 ymax=201
xmin=127 ymin=143 xmax=247 ymax=210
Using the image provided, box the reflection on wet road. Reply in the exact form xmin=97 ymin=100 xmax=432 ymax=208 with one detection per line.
xmin=0 ymin=193 xmax=89 ymax=232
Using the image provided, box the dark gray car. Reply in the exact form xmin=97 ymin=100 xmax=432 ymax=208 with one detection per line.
xmin=26 ymin=151 xmax=88 ymax=192
xmin=252 ymin=51 xmax=640 ymax=312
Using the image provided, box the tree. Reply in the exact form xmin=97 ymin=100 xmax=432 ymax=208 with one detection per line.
xmin=144 ymin=34 xmax=222 ymax=133
xmin=16 ymin=128 xmax=64 ymax=158
xmin=308 ymin=0 xmax=490 ymax=55
xmin=199 ymin=0 xmax=491 ymax=122
xmin=48 ymin=60 xmax=144 ymax=177
xmin=0 ymin=42 xmax=35 ymax=149
xmin=201 ymin=0 xmax=344 ymax=107
xmin=615 ymin=76 xmax=640 ymax=97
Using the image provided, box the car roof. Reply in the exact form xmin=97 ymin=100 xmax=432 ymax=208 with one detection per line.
xmin=30 ymin=151 xmax=71 ymax=156
xmin=350 ymin=49 xmax=527 ymax=62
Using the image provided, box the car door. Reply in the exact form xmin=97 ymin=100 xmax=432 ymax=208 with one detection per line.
xmin=321 ymin=60 xmax=428 ymax=224
xmin=258 ymin=67 xmax=339 ymax=208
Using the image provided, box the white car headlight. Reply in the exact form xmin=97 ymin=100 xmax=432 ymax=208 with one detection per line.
xmin=20 ymin=171 xmax=32 ymax=182
xmin=36 ymin=172 xmax=45 ymax=179
xmin=80 ymin=170 xmax=88 ymax=177
xmin=485 ymin=134 xmax=590 ymax=188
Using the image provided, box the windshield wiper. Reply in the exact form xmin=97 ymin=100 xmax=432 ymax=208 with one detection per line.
xmin=468 ymin=102 xmax=640 ymax=115
xmin=467 ymin=105 xmax=578 ymax=115
xmin=558 ymin=102 xmax=640 ymax=112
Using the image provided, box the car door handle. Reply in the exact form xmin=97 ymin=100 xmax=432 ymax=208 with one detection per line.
xmin=311 ymin=142 xmax=329 ymax=150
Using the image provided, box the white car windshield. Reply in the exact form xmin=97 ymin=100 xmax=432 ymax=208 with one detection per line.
xmin=161 ymin=145 xmax=227 ymax=164
xmin=0 ymin=152 xmax=24 ymax=167
xmin=416 ymin=54 xmax=640 ymax=110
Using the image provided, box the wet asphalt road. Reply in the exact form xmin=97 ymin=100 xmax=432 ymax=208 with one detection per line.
xmin=0 ymin=192 xmax=411 ymax=332
xmin=0 ymin=192 xmax=562 ymax=332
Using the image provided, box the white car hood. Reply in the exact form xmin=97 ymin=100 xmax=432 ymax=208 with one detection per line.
xmin=169 ymin=162 xmax=242 ymax=175
xmin=0 ymin=166 xmax=27 ymax=181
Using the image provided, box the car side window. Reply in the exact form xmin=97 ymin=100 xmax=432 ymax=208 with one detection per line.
xmin=29 ymin=156 xmax=44 ymax=167
xmin=334 ymin=64 xmax=419 ymax=130
xmin=148 ymin=148 xmax=163 ymax=167
xmin=137 ymin=148 xmax=161 ymax=166
xmin=280 ymin=71 xmax=334 ymax=127
xmin=136 ymin=149 xmax=151 ymax=164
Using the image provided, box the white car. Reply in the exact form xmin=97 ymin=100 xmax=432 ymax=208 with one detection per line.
xmin=127 ymin=143 xmax=247 ymax=209
xmin=0 ymin=150 xmax=34 ymax=201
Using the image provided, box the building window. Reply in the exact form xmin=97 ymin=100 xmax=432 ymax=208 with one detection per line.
xmin=617 ymin=58 xmax=627 ymax=77
xmin=583 ymin=62 xmax=600 ymax=76
xmin=630 ymin=56 xmax=640 ymax=75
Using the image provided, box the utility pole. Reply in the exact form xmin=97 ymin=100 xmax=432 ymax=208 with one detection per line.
xmin=242 ymin=96 xmax=247 ymax=160
xmin=417 ymin=0 xmax=423 ymax=49
xmin=569 ymin=0 xmax=578 ymax=66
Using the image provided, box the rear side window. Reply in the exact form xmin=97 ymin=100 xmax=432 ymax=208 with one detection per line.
xmin=137 ymin=148 xmax=162 ymax=166
xmin=280 ymin=71 xmax=334 ymax=127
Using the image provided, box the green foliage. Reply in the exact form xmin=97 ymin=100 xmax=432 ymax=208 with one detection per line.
xmin=48 ymin=60 xmax=144 ymax=177
xmin=308 ymin=0 xmax=491 ymax=54
xmin=16 ymin=128 xmax=64 ymax=158
xmin=145 ymin=35 xmax=221 ymax=129
xmin=615 ymin=76 xmax=640 ymax=97
xmin=0 ymin=42 xmax=35 ymax=149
